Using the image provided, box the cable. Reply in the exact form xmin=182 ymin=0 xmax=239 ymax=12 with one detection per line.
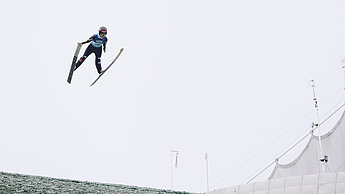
xmin=320 ymin=101 xmax=345 ymax=126
xmin=211 ymin=87 xmax=345 ymax=189
xmin=246 ymin=161 xmax=276 ymax=184
xmin=210 ymin=109 xmax=314 ymax=189
xmin=246 ymin=99 xmax=345 ymax=184
xmin=319 ymin=88 xmax=343 ymax=107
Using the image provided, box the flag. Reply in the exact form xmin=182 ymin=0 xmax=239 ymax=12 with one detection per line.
xmin=175 ymin=152 xmax=179 ymax=169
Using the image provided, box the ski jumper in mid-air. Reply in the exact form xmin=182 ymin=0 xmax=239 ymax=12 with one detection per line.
xmin=75 ymin=26 xmax=108 ymax=74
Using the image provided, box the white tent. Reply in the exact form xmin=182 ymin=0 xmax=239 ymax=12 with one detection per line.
xmin=209 ymin=105 xmax=345 ymax=194
xmin=208 ymin=172 xmax=345 ymax=194
xmin=268 ymin=110 xmax=345 ymax=179
xmin=209 ymin=109 xmax=345 ymax=194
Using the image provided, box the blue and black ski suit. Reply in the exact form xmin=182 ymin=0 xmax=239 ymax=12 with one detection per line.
xmin=75 ymin=34 xmax=108 ymax=74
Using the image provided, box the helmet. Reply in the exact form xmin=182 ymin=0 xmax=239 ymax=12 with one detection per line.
xmin=99 ymin=26 xmax=107 ymax=35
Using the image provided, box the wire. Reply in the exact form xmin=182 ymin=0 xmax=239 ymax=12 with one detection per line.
xmin=320 ymin=100 xmax=345 ymax=126
xmin=246 ymin=98 xmax=345 ymax=184
xmin=246 ymin=161 xmax=276 ymax=184
xmin=319 ymin=88 xmax=343 ymax=107
xmin=210 ymin=110 xmax=314 ymax=189
xmin=211 ymin=87 xmax=345 ymax=189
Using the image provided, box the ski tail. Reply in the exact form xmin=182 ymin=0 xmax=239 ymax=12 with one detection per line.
xmin=89 ymin=48 xmax=124 ymax=87
xmin=67 ymin=44 xmax=82 ymax=84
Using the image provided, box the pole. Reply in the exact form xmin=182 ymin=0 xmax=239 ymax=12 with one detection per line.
xmin=205 ymin=153 xmax=210 ymax=193
xmin=342 ymin=59 xmax=345 ymax=90
xmin=170 ymin=150 xmax=178 ymax=190
xmin=309 ymin=80 xmax=325 ymax=174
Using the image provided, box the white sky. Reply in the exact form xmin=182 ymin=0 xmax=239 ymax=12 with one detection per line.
xmin=1 ymin=0 xmax=345 ymax=193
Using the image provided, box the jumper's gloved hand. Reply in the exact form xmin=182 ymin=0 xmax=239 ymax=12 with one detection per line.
xmin=103 ymin=47 xmax=106 ymax=53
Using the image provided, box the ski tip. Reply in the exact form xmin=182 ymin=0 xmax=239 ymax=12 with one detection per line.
xmin=120 ymin=48 xmax=124 ymax=51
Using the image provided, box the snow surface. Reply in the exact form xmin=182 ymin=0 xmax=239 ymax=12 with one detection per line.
xmin=0 ymin=171 xmax=193 ymax=194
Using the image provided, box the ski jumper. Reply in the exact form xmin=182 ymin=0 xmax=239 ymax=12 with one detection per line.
xmin=75 ymin=34 xmax=108 ymax=74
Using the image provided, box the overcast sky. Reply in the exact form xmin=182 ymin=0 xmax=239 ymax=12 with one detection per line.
xmin=1 ymin=0 xmax=345 ymax=193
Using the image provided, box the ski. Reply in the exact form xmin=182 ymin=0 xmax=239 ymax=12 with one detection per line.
xmin=89 ymin=48 xmax=124 ymax=87
xmin=67 ymin=44 xmax=82 ymax=84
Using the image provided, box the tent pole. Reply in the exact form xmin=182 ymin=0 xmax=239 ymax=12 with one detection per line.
xmin=310 ymin=80 xmax=325 ymax=174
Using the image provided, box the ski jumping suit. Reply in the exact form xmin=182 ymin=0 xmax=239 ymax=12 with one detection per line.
xmin=75 ymin=34 xmax=108 ymax=74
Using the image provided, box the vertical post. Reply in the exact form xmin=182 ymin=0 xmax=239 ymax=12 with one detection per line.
xmin=205 ymin=153 xmax=210 ymax=193
xmin=170 ymin=150 xmax=179 ymax=190
xmin=309 ymin=80 xmax=325 ymax=174
xmin=342 ymin=59 xmax=345 ymax=90
xmin=171 ymin=151 xmax=173 ymax=190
